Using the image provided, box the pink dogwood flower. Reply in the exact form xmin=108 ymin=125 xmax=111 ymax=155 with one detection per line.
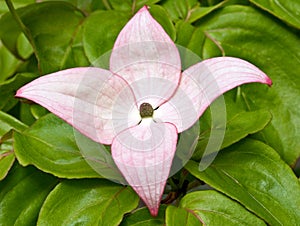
xmin=16 ymin=6 xmax=272 ymax=216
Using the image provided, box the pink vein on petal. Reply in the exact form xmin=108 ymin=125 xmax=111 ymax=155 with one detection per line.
xmin=155 ymin=57 xmax=272 ymax=132
xmin=16 ymin=67 xmax=140 ymax=144
xmin=111 ymin=119 xmax=178 ymax=216
xmin=110 ymin=6 xmax=181 ymax=108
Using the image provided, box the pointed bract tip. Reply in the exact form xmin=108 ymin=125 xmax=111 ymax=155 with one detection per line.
xmin=266 ymin=76 xmax=273 ymax=86
xmin=15 ymin=88 xmax=23 ymax=98
xmin=138 ymin=5 xmax=149 ymax=12
xmin=149 ymin=207 xmax=159 ymax=217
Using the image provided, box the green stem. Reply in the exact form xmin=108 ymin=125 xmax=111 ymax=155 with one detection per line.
xmin=178 ymin=169 xmax=189 ymax=188
xmin=235 ymin=86 xmax=242 ymax=102
xmin=102 ymin=0 xmax=112 ymax=10
xmin=168 ymin=178 xmax=178 ymax=190
xmin=5 ymin=0 xmax=41 ymax=73
xmin=5 ymin=0 xmax=30 ymax=43
xmin=131 ymin=0 xmax=136 ymax=14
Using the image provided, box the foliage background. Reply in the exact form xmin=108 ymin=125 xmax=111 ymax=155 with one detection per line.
xmin=0 ymin=0 xmax=300 ymax=225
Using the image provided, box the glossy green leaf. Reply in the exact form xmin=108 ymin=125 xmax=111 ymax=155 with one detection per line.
xmin=0 ymin=111 xmax=27 ymax=180
xmin=37 ymin=179 xmax=139 ymax=226
xmin=83 ymin=10 xmax=130 ymax=66
xmin=0 ymin=0 xmax=34 ymax=14
xmin=13 ymin=114 xmax=103 ymax=178
xmin=250 ymin=0 xmax=300 ymax=29
xmin=0 ymin=40 xmax=20 ymax=82
xmin=19 ymin=101 xmax=37 ymax=125
xmin=0 ymin=154 xmax=15 ymax=181
xmin=162 ymin=0 xmax=198 ymax=21
xmin=166 ymin=205 xmax=200 ymax=226
xmin=0 ymin=164 xmax=58 ymax=225
xmin=148 ymin=5 xmax=176 ymax=41
xmin=0 ymin=72 xmax=38 ymax=111
xmin=178 ymin=23 xmax=207 ymax=58
xmin=0 ymin=2 xmax=85 ymax=74
xmin=193 ymin=109 xmax=272 ymax=160
xmin=61 ymin=24 xmax=90 ymax=69
xmin=195 ymin=5 xmax=300 ymax=164
xmin=39 ymin=0 xmax=100 ymax=13
xmin=0 ymin=14 xmax=20 ymax=57
xmin=107 ymin=0 xmax=161 ymax=11
xmin=185 ymin=139 xmax=300 ymax=225
xmin=187 ymin=0 xmax=230 ymax=23
xmin=23 ymin=1 xmax=89 ymax=69
xmin=120 ymin=205 xmax=166 ymax=226
xmin=162 ymin=0 xmax=230 ymax=23
xmin=16 ymin=32 xmax=33 ymax=59
xmin=175 ymin=21 xmax=197 ymax=48
xmin=30 ymin=104 xmax=48 ymax=120
xmin=0 ymin=110 xmax=27 ymax=136
xmin=90 ymin=0 xmax=107 ymax=11
xmin=166 ymin=190 xmax=266 ymax=226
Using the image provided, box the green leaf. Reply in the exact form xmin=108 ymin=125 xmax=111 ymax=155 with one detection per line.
xmin=83 ymin=10 xmax=130 ymax=66
xmin=0 ymin=2 xmax=86 ymax=74
xmin=162 ymin=0 xmax=198 ymax=22
xmin=39 ymin=0 xmax=101 ymax=13
xmin=166 ymin=205 xmax=200 ymax=226
xmin=0 ymin=111 xmax=27 ymax=180
xmin=16 ymin=32 xmax=33 ymax=59
xmin=13 ymin=114 xmax=103 ymax=178
xmin=162 ymin=0 xmax=228 ymax=23
xmin=219 ymin=111 xmax=271 ymax=149
xmin=149 ymin=5 xmax=176 ymax=41
xmin=107 ymin=0 xmax=161 ymax=11
xmin=0 ymin=164 xmax=58 ymax=226
xmin=0 ymin=110 xmax=27 ymax=136
xmin=60 ymin=24 xmax=90 ymax=69
xmin=196 ymin=5 xmax=300 ymax=164
xmin=37 ymin=179 xmax=139 ymax=226
xmin=30 ymin=104 xmax=48 ymax=120
xmin=0 ymin=40 xmax=20 ymax=82
xmin=187 ymin=0 xmax=230 ymax=23
xmin=166 ymin=190 xmax=266 ymax=226
xmin=19 ymin=101 xmax=37 ymax=125
xmin=0 ymin=72 xmax=38 ymax=111
xmin=250 ymin=0 xmax=300 ymax=29
xmin=175 ymin=21 xmax=197 ymax=48
xmin=90 ymin=0 xmax=107 ymax=11
xmin=120 ymin=205 xmax=166 ymax=226
xmin=0 ymin=0 xmax=34 ymax=14
xmin=0 ymin=154 xmax=15 ymax=181
xmin=185 ymin=139 xmax=300 ymax=225
xmin=193 ymin=109 xmax=272 ymax=160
